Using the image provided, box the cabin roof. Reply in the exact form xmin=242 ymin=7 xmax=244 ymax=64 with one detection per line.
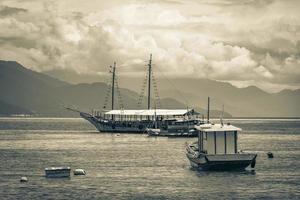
xmin=104 ymin=109 xmax=193 ymax=116
xmin=195 ymin=123 xmax=242 ymax=132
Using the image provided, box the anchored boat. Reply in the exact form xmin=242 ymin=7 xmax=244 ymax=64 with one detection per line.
xmin=45 ymin=167 xmax=71 ymax=178
xmin=76 ymin=108 xmax=199 ymax=133
xmin=68 ymin=54 xmax=202 ymax=133
xmin=146 ymin=97 xmax=212 ymax=137
xmin=186 ymin=123 xmax=257 ymax=171
xmin=147 ymin=119 xmax=201 ymax=137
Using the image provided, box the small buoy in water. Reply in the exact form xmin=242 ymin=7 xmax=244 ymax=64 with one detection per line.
xmin=267 ymin=152 xmax=274 ymax=158
xmin=73 ymin=169 xmax=86 ymax=175
xmin=20 ymin=177 xmax=28 ymax=182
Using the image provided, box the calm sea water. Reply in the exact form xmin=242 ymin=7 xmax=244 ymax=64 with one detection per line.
xmin=0 ymin=118 xmax=299 ymax=200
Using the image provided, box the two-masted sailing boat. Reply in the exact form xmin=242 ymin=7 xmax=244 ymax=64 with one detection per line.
xmin=68 ymin=54 xmax=201 ymax=133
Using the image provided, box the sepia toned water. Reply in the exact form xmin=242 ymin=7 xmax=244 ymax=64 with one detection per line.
xmin=0 ymin=118 xmax=299 ymax=200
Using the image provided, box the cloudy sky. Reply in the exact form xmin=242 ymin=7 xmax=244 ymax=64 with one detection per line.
xmin=0 ymin=0 xmax=300 ymax=92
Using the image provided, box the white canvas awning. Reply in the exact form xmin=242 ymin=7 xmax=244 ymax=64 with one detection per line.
xmin=104 ymin=109 xmax=193 ymax=116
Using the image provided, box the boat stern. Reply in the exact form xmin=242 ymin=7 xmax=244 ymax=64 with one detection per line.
xmin=201 ymin=153 xmax=257 ymax=171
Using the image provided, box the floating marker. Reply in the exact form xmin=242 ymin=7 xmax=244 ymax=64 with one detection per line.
xmin=20 ymin=177 xmax=28 ymax=182
xmin=73 ymin=169 xmax=86 ymax=176
xmin=267 ymin=152 xmax=274 ymax=158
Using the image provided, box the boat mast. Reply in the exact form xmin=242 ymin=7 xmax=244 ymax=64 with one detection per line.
xmin=111 ymin=62 xmax=116 ymax=110
xmin=147 ymin=54 xmax=152 ymax=110
xmin=207 ymin=97 xmax=210 ymax=123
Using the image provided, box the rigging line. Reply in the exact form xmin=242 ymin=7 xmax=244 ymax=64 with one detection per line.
xmin=115 ymin=75 xmax=124 ymax=109
xmin=137 ymin=68 xmax=149 ymax=108
xmin=102 ymin=64 xmax=116 ymax=110
xmin=102 ymin=75 xmax=112 ymax=109
xmin=154 ymin=66 xmax=190 ymax=107
xmin=151 ymin=70 xmax=162 ymax=108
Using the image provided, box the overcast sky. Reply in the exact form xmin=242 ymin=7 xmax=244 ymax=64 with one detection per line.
xmin=0 ymin=0 xmax=299 ymax=92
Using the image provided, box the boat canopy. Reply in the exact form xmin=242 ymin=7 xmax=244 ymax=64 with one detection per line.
xmin=195 ymin=123 xmax=242 ymax=132
xmin=104 ymin=109 xmax=194 ymax=116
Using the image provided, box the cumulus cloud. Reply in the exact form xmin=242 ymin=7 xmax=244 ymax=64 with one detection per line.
xmin=0 ymin=0 xmax=299 ymax=92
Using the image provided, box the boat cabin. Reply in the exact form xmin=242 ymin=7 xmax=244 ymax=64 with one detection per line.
xmin=195 ymin=123 xmax=242 ymax=155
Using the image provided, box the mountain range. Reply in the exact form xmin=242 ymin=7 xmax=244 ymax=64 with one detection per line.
xmin=0 ymin=60 xmax=219 ymax=117
xmin=1 ymin=60 xmax=299 ymax=117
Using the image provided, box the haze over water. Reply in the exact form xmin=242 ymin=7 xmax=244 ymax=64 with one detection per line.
xmin=0 ymin=118 xmax=299 ymax=200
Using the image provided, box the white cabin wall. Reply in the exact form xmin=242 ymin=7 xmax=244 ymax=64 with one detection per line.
xmin=216 ymin=132 xmax=225 ymax=154
xmin=203 ymin=132 xmax=207 ymax=151
xmin=206 ymin=132 xmax=215 ymax=154
xmin=226 ymin=131 xmax=235 ymax=154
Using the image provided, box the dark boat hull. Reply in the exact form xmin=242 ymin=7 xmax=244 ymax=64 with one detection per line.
xmin=193 ymin=158 xmax=253 ymax=171
xmin=81 ymin=112 xmax=202 ymax=134
xmin=186 ymin=152 xmax=257 ymax=171
xmin=80 ymin=112 xmax=148 ymax=133
xmin=147 ymin=129 xmax=198 ymax=137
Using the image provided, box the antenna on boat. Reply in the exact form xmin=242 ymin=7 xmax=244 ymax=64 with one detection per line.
xmin=207 ymin=97 xmax=210 ymax=123
xmin=147 ymin=54 xmax=152 ymax=110
xmin=220 ymin=104 xmax=224 ymax=126
xmin=111 ymin=62 xmax=116 ymax=111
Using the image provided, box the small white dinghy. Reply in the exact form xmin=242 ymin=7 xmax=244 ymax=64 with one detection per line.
xmin=73 ymin=169 xmax=86 ymax=175
xmin=45 ymin=167 xmax=71 ymax=178
xmin=20 ymin=176 xmax=28 ymax=182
